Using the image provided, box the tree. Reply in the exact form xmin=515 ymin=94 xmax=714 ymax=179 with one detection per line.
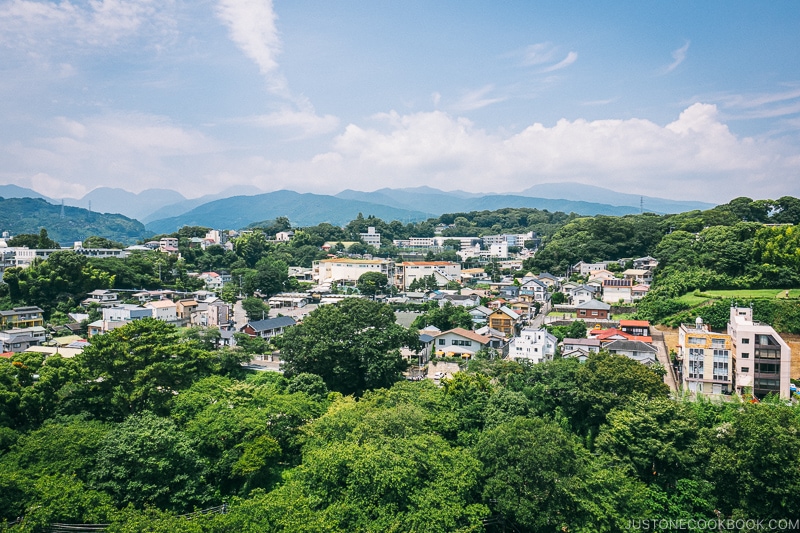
xmin=90 ymin=411 xmax=211 ymax=512
xmin=7 ymin=228 xmax=60 ymax=249
xmin=278 ymin=299 xmax=414 ymax=396
xmin=356 ymin=271 xmax=388 ymax=297
xmin=241 ymin=297 xmax=270 ymax=321
xmin=411 ymin=301 xmax=473 ymax=331
xmin=234 ymin=231 xmax=269 ymax=268
xmin=82 ymin=236 xmax=125 ymax=249
xmin=71 ymin=319 xmax=217 ymax=420
xmin=550 ymin=291 xmax=566 ymax=304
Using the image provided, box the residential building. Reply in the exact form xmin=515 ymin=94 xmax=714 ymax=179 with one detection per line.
xmin=487 ymin=306 xmax=520 ymax=336
xmin=602 ymin=279 xmax=634 ymax=304
xmin=241 ymin=316 xmax=297 ymax=341
xmin=605 ymin=340 xmax=659 ymax=366
xmin=0 ymin=326 xmax=47 ymax=353
xmin=102 ymin=304 xmax=153 ymax=323
xmin=623 ymin=268 xmax=653 ymax=285
xmin=359 ymin=227 xmax=382 ymax=249
xmin=619 ymin=320 xmax=651 ymax=337
xmin=82 ymin=289 xmax=120 ymax=307
xmin=575 ymin=300 xmax=611 ymax=321
xmin=469 ymin=305 xmax=493 ymax=325
xmin=573 ymin=261 xmax=609 ymax=276
xmin=561 ymin=338 xmax=601 ymax=361
xmin=435 ymin=293 xmax=480 ymax=308
xmin=520 ymin=278 xmax=549 ymax=303
xmin=399 ymin=261 xmax=461 ymax=290
xmin=568 ymin=284 xmax=597 ymax=306
xmin=313 ymin=258 xmax=395 ymax=286
xmin=633 ymin=256 xmax=659 ymax=270
xmin=590 ymin=327 xmax=653 ymax=345
xmin=159 ymin=238 xmax=179 ymax=253
xmin=275 ymin=231 xmax=295 ymax=242
xmin=431 ymin=328 xmax=491 ymax=358
xmin=145 ymin=299 xmax=178 ymax=322
xmin=588 ymin=269 xmax=617 ymax=284
xmin=678 ymin=317 xmax=733 ymax=396
xmin=176 ymin=299 xmax=199 ymax=321
xmin=509 ymin=328 xmax=557 ymax=363
xmin=0 ymin=306 xmax=44 ymax=329
xmin=728 ymin=305 xmax=792 ymax=399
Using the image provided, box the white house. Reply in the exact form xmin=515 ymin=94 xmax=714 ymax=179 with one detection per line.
xmin=509 ymin=328 xmax=557 ymax=364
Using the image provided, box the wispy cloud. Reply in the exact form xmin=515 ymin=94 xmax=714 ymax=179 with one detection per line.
xmin=541 ymin=51 xmax=578 ymax=73
xmin=705 ymin=86 xmax=800 ymax=120
xmin=662 ymin=40 xmax=690 ymax=74
xmin=581 ymin=98 xmax=617 ymax=106
xmin=240 ymin=108 xmax=340 ymax=138
xmin=521 ymin=42 xmax=557 ymax=66
xmin=451 ymin=85 xmax=506 ymax=111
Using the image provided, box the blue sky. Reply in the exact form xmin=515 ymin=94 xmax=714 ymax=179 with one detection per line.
xmin=1 ymin=0 xmax=799 ymax=203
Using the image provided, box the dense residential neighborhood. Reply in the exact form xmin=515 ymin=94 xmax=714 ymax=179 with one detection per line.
xmin=1 ymin=195 xmax=800 ymax=530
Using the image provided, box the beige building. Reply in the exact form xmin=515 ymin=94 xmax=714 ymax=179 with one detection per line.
xmin=678 ymin=317 xmax=733 ymax=396
xmin=312 ymin=258 xmax=395 ymax=286
xmin=728 ymin=305 xmax=792 ymax=399
xmin=398 ymin=261 xmax=461 ymax=290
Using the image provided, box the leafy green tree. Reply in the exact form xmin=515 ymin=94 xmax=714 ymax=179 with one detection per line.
xmin=82 ymin=235 xmax=125 ymax=249
xmin=241 ymin=296 xmax=270 ymax=321
xmin=90 ymin=411 xmax=211 ymax=512
xmin=279 ymin=298 xmax=414 ymax=396
xmin=70 ymin=318 xmax=217 ymax=420
xmin=411 ymin=301 xmax=473 ymax=331
xmin=234 ymin=231 xmax=269 ymax=268
xmin=356 ymin=271 xmax=388 ymax=297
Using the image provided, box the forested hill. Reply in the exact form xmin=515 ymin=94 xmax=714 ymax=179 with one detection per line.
xmin=0 ymin=197 xmax=147 ymax=245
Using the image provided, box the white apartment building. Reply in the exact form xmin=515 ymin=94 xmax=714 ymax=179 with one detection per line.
xmin=728 ymin=305 xmax=792 ymax=399
xmin=678 ymin=317 xmax=734 ymax=396
xmin=359 ymin=227 xmax=382 ymax=249
xmin=313 ymin=258 xmax=395 ymax=286
xmin=398 ymin=261 xmax=461 ymax=290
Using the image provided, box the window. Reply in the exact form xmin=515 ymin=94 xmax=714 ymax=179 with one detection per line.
xmin=711 ymin=338 xmax=726 ymax=348
xmin=741 ymin=338 xmax=750 ymax=344
xmin=438 ymin=339 xmax=445 ymax=346
xmin=688 ymin=336 xmax=705 ymax=345
xmin=713 ymin=361 xmax=728 ymax=381
xmin=741 ymin=352 xmax=749 ymax=359
xmin=741 ymin=367 xmax=749 ymax=373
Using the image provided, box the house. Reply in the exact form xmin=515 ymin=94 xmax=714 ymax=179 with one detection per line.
xmin=487 ymin=306 xmax=520 ymax=336
xmin=589 ymin=327 xmax=652 ymax=345
xmin=416 ymin=326 xmax=441 ymax=362
xmin=474 ymin=326 xmax=507 ymax=349
xmin=431 ymin=328 xmax=491 ymax=358
xmin=176 ymin=299 xmax=199 ymax=321
xmin=536 ymin=272 xmax=560 ymax=288
xmin=619 ymin=320 xmax=651 ymax=337
xmin=520 ymin=278 xmax=549 ymax=303
xmin=575 ymin=300 xmax=611 ymax=321
xmin=486 ymin=299 xmax=507 ymax=310
xmin=275 ymin=230 xmax=295 ymax=242
xmin=0 ymin=306 xmax=45 ymax=329
xmin=268 ymin=293 xmax=311 ymax=309
xmin=568 ymin=284 xmax=598 ymax=306
xmin=159 ymin=237 xmax=179 ymax=254
xmin=602 ymin=279 xmax=634 ymax=304
xmin=605 ymin=340 xmax=659 ymax=366
xmin=588 ymin=269 xmax=617 ymax=284
xmin=0 ymin=326 xmax=47 ymax=353
xmin=468 ymin=305 xmax=493 ymax=324
xmin=191 ymin=301 xmax=231 ymax=327
xmin=145 ymin=299 xmax=178 ymax=322
xmin=728 ymin=305 xmax=792 ymax=399
xmin=436 ymin=293 xmax=480 ymax=308
xmin=633 ymin=256 xmax=659 ymax=270
xmin=573 ymin=261 xmax=609 ymax=276
xmin=199 ymin=272 xmax=226 ymax=291
xmin=82 ymin=289 xmax=120 ymax=307
xmin=102 ymin=304 xmax=153 ymax=323
xmin=241 ymin=316 xmax=297 ymax=341
xmin=678 ymin=317 xmax=733 ymax=396
xmin=623 ymin=269 xmax=653 ymax=285
xmin=508 ymin=300 xmax=535 ymax=317
xmin=509 ymin=328 xmax=557 ymax=363
xmin=560 ymin=338 xmax=601 ymax=361
xmin=631 ymin=284 xmax=650 ymax=301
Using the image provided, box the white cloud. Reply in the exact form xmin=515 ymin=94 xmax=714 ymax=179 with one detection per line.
xmin=521 ymin=42 xmax=557 ymax=66
xmin=294 ymin=103 xmax=797 ymax=202
xmin=243 ymin=108 xmax=340 ymax=138
xmin=0 ymin=0 xmax=175 ymax=52
xmin=663 ymin=40 xmax=690 ymax=73
xmin=216 ymin=0 xmax=286 ymax=94
xmin=451 ymin=85 xmax=506 ymax=111
xmin=541 ymin=51 xmax=578 ymax=73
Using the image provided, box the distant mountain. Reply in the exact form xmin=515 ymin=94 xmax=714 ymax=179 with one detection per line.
xmin=336 ymin=188 xmax=640 ymax=217
xmin=0 ymin=197 xmax=147 ymax=244
xmin=144 ymin=190 xmax=432 ymax=233
xmin=0 ymin=184 xmax=52 ymax=202
xmin=141 ymin=186 xmax=263 ymax=224
xmin=64 ymin=187 xmax=187 ymax=221
xmin=520 ymin=182 xmax=715 ymax=214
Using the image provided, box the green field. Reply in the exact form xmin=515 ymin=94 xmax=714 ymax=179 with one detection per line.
xmin=679 ymin=289 xmax=800 ymax=303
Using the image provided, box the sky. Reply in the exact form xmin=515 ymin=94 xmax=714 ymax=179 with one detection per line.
xmin=1 ymin=0 xmax=800 ymax=203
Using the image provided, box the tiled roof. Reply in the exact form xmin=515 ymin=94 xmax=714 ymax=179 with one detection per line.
xmin=247 ymin=316 xmax=297 ymax=332
xmin=436 ymin=328 xmax=490 ymax=345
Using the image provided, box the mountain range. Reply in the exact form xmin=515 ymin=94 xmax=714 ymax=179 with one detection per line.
xmin=1 ymin=182 xmax=716 ymax=234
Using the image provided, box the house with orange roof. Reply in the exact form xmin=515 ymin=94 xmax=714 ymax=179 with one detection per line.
xmin=619 ymin=320 xmax=651 ymax=337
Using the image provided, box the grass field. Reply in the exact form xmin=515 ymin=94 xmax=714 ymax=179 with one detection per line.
xmin=679 ymin=288 xmax=800 ymax=303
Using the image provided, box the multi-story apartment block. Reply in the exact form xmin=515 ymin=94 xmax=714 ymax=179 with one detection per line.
xmin=509 ymin=328 xmax=557 ymax=364
xmin=397 ymin=261 xmax=461 ymax=290
xmin=359 ymin=227 xmax=382 ymax=249
xmin=678 ymin=317 xmax=733 ymax=396
xmin=728 ymin=305 xmax=792 ymax=399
